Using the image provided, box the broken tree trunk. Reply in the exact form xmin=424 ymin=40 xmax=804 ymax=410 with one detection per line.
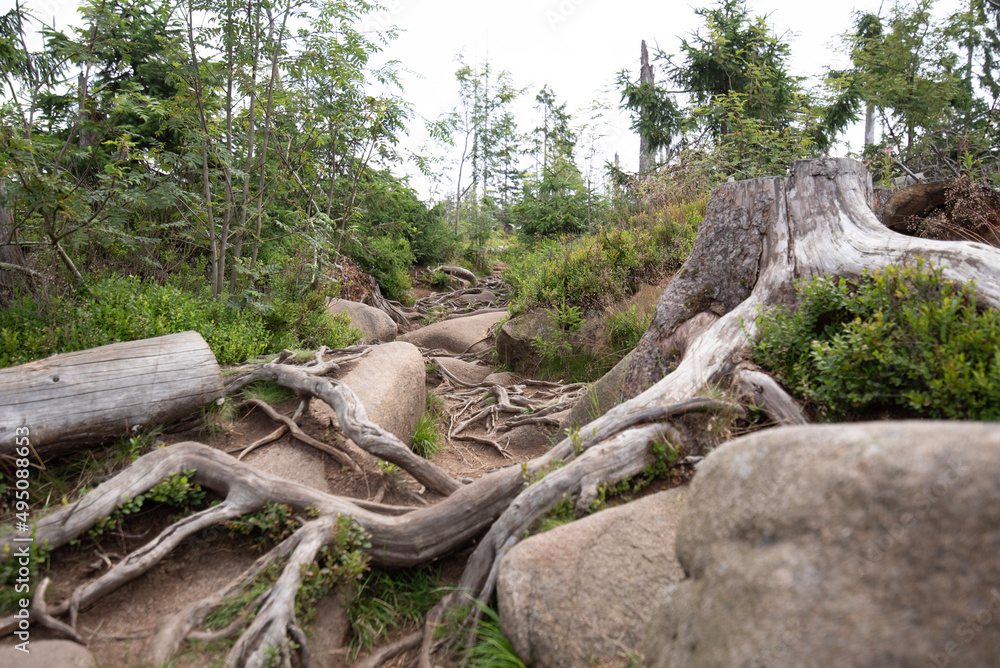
xmin=0 ymin=331 xmax=224 ymax=458
xmin=622 ymin=158 xmax=1000 ymax=400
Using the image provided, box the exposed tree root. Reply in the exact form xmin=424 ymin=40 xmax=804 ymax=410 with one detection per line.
xmin=5 ymin=160 xmax=998 ymax=666
xmin=228 ymin=359 xmax=464 ymax=496
xmin=354 ymin=629 xmax=423 ymax=668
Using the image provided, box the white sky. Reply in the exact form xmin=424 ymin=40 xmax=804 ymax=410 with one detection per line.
xmin=5 ymin=0 xmax=968 ymax=199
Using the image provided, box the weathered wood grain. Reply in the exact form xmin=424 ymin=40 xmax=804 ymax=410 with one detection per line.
xmin=0 ymin=331 xmax=223 ymax=458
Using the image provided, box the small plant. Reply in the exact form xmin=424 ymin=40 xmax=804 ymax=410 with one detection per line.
xmin=411 ymin=413 xmax=443 ymax=459
xmin=201 ymin=396 xmax=238 ymax=434
xmin=296 ymin=515 xmax=372 ymax=625
xmin=466 ymin=598 xmax=527 ymax=668
xmin=204 ymin=567 xmax=278 ymax=630
xmin=87 ymin=469 xmax=207 ymax=539
xmin=428 ymin=270 xmax=452 ymax=289
xmin=0 ymin=539 xmax=51 ymax=615
xmin=242 ymin=380 xmax=295 ymax=405
xmin=605 ymin=303 xmax=653 ymax=351
xmin=226 ymin=503 xmax=301 ymax=550
xmin=530 ymin=305 xmax=598 ymax=382
xmin=535 ymin=494 xmax=576 ymax=533
xmin=347 ymin=566 xmax=447 ymax=659
xmin=521 ymin=459 xmax=563 ymax=486
xmin=551 ymin=302 xmax=585 ymax=332
xmin=426 ymin=390 xmax=447 ymax=417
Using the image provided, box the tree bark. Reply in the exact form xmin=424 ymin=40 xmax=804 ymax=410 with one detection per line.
xmin=0 ymin=332 xmax=223 ymax=458
xmin=623 ymin=158 xmax=1000 ymax=400
xmin=639 ymin=40 xmax=655 ymax=173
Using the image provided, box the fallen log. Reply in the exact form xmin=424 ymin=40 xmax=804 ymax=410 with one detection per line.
xmin=0 ymin=331 xmax=224 ymax=458
xmin=431 ymin=264 xmax=477 ymax=285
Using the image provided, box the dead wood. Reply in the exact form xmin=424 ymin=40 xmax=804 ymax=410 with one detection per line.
xmin=0 ymin=331 xmax=223 ymax=458
xmin=228 ymin=360 xmax=464 ymax=496
xmin=623 ymin=159 xmax=1000 ymax=399
xmin=431 ymin=265 xmax=477 ymax=285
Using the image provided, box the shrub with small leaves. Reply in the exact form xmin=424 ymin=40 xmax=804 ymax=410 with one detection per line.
xmin=226 ymin=503 xmax=301 ymax=550
xmin=296 ymin=514 xmax=372 ymax=625
xmin=87 ymin=470 xmax=207 ymax=538
xmin=751 ymin=260 xmax=1000 ymax=420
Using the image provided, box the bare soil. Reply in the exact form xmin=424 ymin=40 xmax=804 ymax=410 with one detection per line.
xmin=11 ymin=271 xmax=567 ymax=667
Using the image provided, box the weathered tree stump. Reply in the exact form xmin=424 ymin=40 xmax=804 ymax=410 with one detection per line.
xmin=623 ymin=158 xmax=1000 ymax=399
xmin=0 ymin=331 xmax=223 ymax=458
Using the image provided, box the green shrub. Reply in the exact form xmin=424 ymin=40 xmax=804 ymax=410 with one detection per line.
xmin=411 ymin=413 xmax=442 ymax=459
xmin=605 ymin=304 xmax=654 ymax=351
xmin=503 ymin=227 xmax=670 ymax=316
xmin=347 ymin=234 xmax=414 ymax=302
xmin=751 ymin=260 xmax=1000 ymax=420
xmin=0 ymin=274 xmax=361 ymax=369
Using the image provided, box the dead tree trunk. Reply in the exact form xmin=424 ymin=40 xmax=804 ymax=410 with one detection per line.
xmin=3 ymin=159 xmax=999 ymax=666
xmin=638 ymin=40 xmax=655 ymax=174
xmin=623 ymin=158 xmax=1000 ymax=400
xmin=0 ymin=332 xmax=223 ymax=458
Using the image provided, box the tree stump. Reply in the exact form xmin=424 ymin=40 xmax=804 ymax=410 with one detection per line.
xmin=0 ymin=331 xmax=224 ymax=458
xmin=623 ymin=158 xmax=1000 ymax=399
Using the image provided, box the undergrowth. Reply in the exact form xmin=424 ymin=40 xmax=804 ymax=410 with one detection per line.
xmin=411 ymin=412 xmax=443 ymax=459
xmin=0 ymin=273 xmax=361 ymax=368
xmin=347 ymin=565 xmax=447 ymax=659
xmin=751 ymin=259 xmax=1000 ymax=420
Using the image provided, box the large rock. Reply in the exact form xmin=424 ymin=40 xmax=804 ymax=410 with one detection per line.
xmin=499 ymin=489 xmax=688 ymax=667
xmin=326 ymin=298 xmax=397 ymax=344
xmin=645 ymin=421 xmax=1000 ymax=668
xmin=559 ymin=350 xmax=633 ymax=437
xmin=0 ymin=640 xmax=97 ymax=667
xmin=495 ymin=309 xmax=552 ymax=368
xmin=311 ymin=341 xmax=425 ymax=446
xmin=401 ymin=311 xmax=506 ymax=355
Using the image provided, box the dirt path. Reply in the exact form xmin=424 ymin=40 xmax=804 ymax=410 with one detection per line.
xmin=38 ymin=268 xmax=578 ymax=668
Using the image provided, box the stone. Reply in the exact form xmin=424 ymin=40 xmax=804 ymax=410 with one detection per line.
xmin=244 ymin=441 xmax=330 ymax=493
xmin=401 ymin=311 xmax=507 ymax=355
xmin=0 ymin=640 xmax=97 ymax=667
xmin=454 ymin=289 xmax=498 ymax=306
xmin=495 ymin=308 xmax=553 ymax=368
xmin=432 ymin=356 xmax=492 ymax=386
xmin=498 ymin=489 xmax=688 ymax=667
xmin=645 ymin=421 xmax=1000 ymax=668
xmin=326 ymin=298 xmax=397 ymax=344
xmin=311 ymin=341 xmax=425 ymax=446
xmin=504 ymin=423 xmax=556 ymax=457
xmin=558 ymin=350 xmax=633 ymax=437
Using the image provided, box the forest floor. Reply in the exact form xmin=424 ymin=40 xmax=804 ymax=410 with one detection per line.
xmin=21 ymin=265 xmax=614 ymax=668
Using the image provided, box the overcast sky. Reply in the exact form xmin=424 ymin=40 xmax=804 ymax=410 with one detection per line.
xmin=5 ymin=0 xmax=968 ymax=199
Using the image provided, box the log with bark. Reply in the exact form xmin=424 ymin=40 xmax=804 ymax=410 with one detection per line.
xmin=2 ymin=159 xmax=999 ymax=667
xmin=0 ymin=331 xmax=224 ymax=458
